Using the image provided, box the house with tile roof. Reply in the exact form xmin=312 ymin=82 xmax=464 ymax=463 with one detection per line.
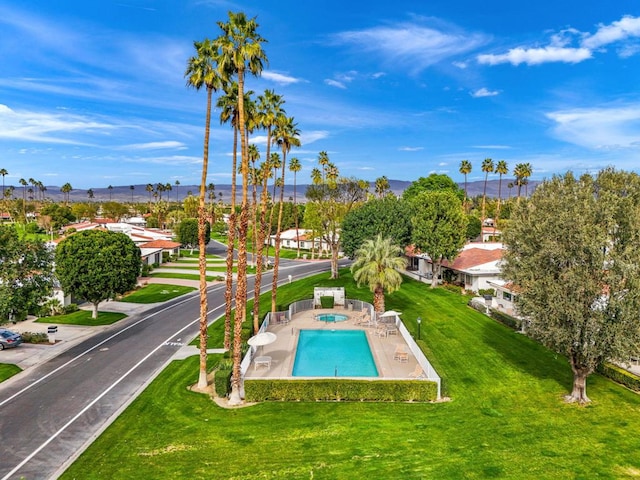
xmin=406 ymin=242 xmax=504 ymax=293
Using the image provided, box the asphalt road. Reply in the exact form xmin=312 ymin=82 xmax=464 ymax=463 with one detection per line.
xmin=0 ymin=246 xmax=343 ymax=480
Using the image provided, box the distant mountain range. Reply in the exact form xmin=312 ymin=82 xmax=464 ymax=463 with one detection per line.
xmin=6 ymin=179 xmax=540 ymax=203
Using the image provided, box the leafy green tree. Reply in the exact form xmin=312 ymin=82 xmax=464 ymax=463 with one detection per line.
xmin=351 ymin=234 xmax=407 ymax=313
xmin=411 ymin=190 xmax=467 ymax=288
xmin=465 ymin=214 xmax=482 ymax=240
xmin=40 ymin=203 xmax=75 ymax=230
xmin=402 ymin=173 xmax=464 ymax=202
xmin=102 ymin=201 xmax=129 ymax=222
xmin=177 ymin=218 xmax=210 ymax=252
xmin=502 ymin=169 xmax=640 ymax=403
xmin=56 ymin=230 xmax=141 ymax=319
xmin=341 ymin=196 xmax=412 ymax=259
xmin=306 ymin=155 xmax=368 ymax=278
xmin=0 ymin=226 xmax=54 ymax=322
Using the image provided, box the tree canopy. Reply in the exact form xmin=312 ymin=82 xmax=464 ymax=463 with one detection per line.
xmin=0 ymin=225 xmax=54 ymax=322
xmin=410 ymin=190 xmax=467 ymax=288
xmin=341 ymin=196 xmax=412 ymax=259
xmin=502 ymin=169 xmax=640 ymax=403
xmin=402 ymin=173 xmax=464 ymax=203
xmin=55 ymin=230 xmax=141 ymax=318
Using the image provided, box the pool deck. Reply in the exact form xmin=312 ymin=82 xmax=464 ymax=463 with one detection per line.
xmin=244 ymin=308 xmax=419 ymax=379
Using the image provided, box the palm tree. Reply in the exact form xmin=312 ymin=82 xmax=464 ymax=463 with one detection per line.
xmin=289 ymin=157 xmax=302 ymax=258
xmin=351 ymin=234 xmax=407 ymax=314
xmin=215 ymin=10 xmax=267 ymax=405
xmin=174 ymin=180 xmax=180 ymax=203
xmin=19 ymin=178 xmax=27 ymax=219
xmin=252 ymin=158 xmax=273 ymax=334
xmin=513 ymin=163 xmax=532 ymax=202
xmin=107 ymin=185 xmax=113 ymax=201
xmin=507 ymin=181 xmax=514 ymax=199
xmin=61 ymin=183 xmax=73 ymax=205
xmin=374 ymin=176 xmax=390 ymax=198
xmin=459 ymin=159 xmax=472 ymax=212
xmin=310 ymin=167 xmax=322 ymax=185
xmin=87 ymin=188 xmax=94 ymax=201
xmin=248 ymin=143 xmax=260 ymax=272
xmin=481 ymin=158 xmax=494 ymax=229
xmin=270 ymin=116 xmax=301 ymax=314
xmin=494 ymin=160 xmax=508 ymax=229
xmin=185 ymin=36 xmax=226 ymax=390
xmin=130 ymin=185 xmax=135 ymax=202
xmin=318 ymin=151 xmax=329 ymax=182
xmin=0 ymin=168 xmax=7 ymax=214
xmin=145 ymin=183 xmax=154 ymax=204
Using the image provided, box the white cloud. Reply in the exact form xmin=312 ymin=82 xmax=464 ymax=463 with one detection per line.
xmin=0 ymin=104 xmax=115 ymax=144
xmin=478 ymin=46 xmax=592 ymax=66
xmin=471 ymin=87 xmax=499 ymax=97
xmin=582 ymin=15 xmax=640 ymax=49
xmin=546 ymin=103 xmax=640 ymax=150
xmin=122 ymin=141 xmax=186 ymax=150
xmin=332 ymin=19 xmax=488 ymax=74
xmin=127 ymin=155 xmax=202 ymax=166
xmin=324 ymin=79 xmax=346 ymax=89
xmin=452 ymin=61 xmax=468 ymax=69
xmin=261 ymin=71 xmax=303 ymax=85
xmin=300 ymin=130 xmax=330 ymax=144
xmin=399 ymin=146 xmax=424 ymax=152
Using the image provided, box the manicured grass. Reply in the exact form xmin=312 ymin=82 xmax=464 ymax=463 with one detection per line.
xmin=158 ymin=265 xmax=236 ymax=273
xmin=119 ymin=284 xmax=196 ymax=304
xmin=60 ymin=271 xmax=640 ymax=479
xmin=149 ymin=273 xmax=225 ymax=282
xmin=0 ymin=363 xmax=21 ymax=382
xmin=179 ymin=249 xmax=223 ymax=259
xmin=36 ymin=310 xmax=126 ymax=326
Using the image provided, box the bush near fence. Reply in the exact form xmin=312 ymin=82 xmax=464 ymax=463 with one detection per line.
xmin=244 ymin=378 xmax=438 ymax=402
xmin=597 ymin=363 xmax=640 ymax=392
xmin=489 ymin=308 xmax=522 ymax=331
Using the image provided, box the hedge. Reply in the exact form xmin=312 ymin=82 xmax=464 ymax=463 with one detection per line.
xmin=214 ymin=368 xmax=232 ymax=397
xmin=488 ymin=308 xmax=522 ymax=330
xmin=244 ymin=378 xmax=438 ymax=402
xmin=319 ymin=296 xmax=334 ymax=308
xmin=597 ymin=363 xmax=640 ymax=392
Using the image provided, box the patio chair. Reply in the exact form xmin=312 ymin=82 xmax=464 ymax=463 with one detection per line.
xmin=408 ymin=364 xmax=426 ymax=379
xmin=254 ymin=356 xmax=272 ymax=370
xmin=375 ymin=325 xmax=388 ymax=338
xmin=393 ymin=344 xmax=409 ymax=363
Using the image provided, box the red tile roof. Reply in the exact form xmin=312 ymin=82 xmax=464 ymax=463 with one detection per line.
xmin=139 ymin=240 xmax=181 ymax=249
xmin=442 ymin=247 xmax=503 ymax=270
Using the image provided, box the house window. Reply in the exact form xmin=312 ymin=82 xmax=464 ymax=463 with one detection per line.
xmin=465 ymin=274 xmax=472 ymax=285
xmin=502 ymin=291 xmax=512 ymax=302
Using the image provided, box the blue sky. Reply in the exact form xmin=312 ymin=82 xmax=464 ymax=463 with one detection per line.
xmin=1 ymin=0 xmax=639 ymax=189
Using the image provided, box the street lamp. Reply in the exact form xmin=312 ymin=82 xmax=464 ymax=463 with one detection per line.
xmin=417 ymin=316 xmax=422 ymax=340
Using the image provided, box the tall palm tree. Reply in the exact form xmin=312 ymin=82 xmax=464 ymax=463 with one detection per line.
xmin=270 ymin=116 xmax=301 ymax=314
xmin=145 ymin=183 xmax=154 ymax=203
xmin=513 ymin=163 xmax=532 ymax=202
xmin=318 ymin=151 xmax=329 ymax=182
xmin=248 ymin=143 xmax=260 ymax=273
xmin=288 ymin=157 xmax=302 ymax=258
xmin=374 ymin=175 xmax=390 ymax=198
xmin=174 ymin=180 xmax=180 ymax=203
xmin=130 ymin=185 xmax=135 ymax=202
xmin=107 ymin=185 xmax=113 ymax=201
xmin=217 ymin=81 xmax=253 ymax=349
xmin=87 ymin=188 xmax=94 ymax=201
xmin=0 ymin=168 xmax=7 ymax=214
xmin=216 ymin=10 xmax=267 ymax=405
xmin=19 ymin=178 xmax=27 ymax=220
xmin=350 ymin=234 xmax=407 ymax=314
xmin=481 ymin=158 xmax=494 ymax=230
xmin=459 ymin=159 xmax=472 ymax=212
xmin=61 ymin=182 xmax=73 ymax=205
xmin=185 ymin=37 xmax=226 ymax=390
xmin=494 ymin=160 xmax=508 ymax=230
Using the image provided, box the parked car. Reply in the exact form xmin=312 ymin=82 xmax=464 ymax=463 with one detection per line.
xmin=0 ymin=328 xmax=23 ymax=349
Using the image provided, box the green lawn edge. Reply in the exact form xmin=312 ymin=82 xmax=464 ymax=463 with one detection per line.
xmin=119 ymin=284 xmax=196 ymax=304
xmin=36 ymin=310 xmax=127 ymax=326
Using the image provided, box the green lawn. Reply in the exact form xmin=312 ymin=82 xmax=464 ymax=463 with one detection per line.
xmin=0 ymin=363 xmax=21 ymax=382
xmin=60 ymin=271 xmax=640 ymax=479
xmin=158 ymin=265 xmax=236 ymax=273
xmin=36 ymin=310 xmax=126 ymax=326
xmin=119 ymin=284 xmax=196 ymax=304
xmin=149 ymin=273 xmax=225 ymax=282
xmin=179 ymin=249 xmax=223 ymax=260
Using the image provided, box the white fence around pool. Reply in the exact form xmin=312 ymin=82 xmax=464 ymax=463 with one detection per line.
xmin=241 ymin=299 xmax=442 ymax=400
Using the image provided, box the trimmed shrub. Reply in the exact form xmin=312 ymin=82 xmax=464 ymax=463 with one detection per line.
xmin=20 ymin=331 xmax=50 ymax=344
xmin=244 ymin=379 xmax=438 ymax=403
xmin=63 ymin=303 xmax=79 ymax=314
xmin=597 ymin=363 xmax=640 ymax=392
xmin=214 ymin=369 xmax=232 ymax=397
xmin=489 ymin=308 xmax=522 ymax=330
xmin=442 ymin=283 xmax=462 ymax=295
xmin=319 ymin=296 xmax=334 ymax=308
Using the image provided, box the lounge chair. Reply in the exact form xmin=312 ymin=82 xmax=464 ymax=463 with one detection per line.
xmin=375 ymin=325 xmax=388 ymax=338
xmin=393 ymin=344 xmax=409 ymax=363
xmin=408 ymin=364 xmax=426 ymax=379
xmin=254 ymin=356 xmax=272 ymax=370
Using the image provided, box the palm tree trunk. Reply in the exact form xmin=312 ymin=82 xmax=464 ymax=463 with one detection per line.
xmin=223 ymin=126 xmax=238 ymax=351
xmin=252 ymin=174 xmax=270 ymax=334
xmin=271 ymin=157 xmax=286 ymax=313
xmin=294 ymin=173 xmax=300 ymax=258
xmin=196 ymin=86 xmax=213 ymax=390
xmin=230 ymin=69 xmax=248 ymax=406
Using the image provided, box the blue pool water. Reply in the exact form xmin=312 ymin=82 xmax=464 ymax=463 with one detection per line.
xmin=316 ymin=313 xmax=348 ymax=323
xmin=292 ymin=330 xmax=379 ymax=377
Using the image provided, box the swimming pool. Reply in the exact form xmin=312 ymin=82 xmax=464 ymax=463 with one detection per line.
xmin=316 ymin=313 xmax=348 ymax=323
xmin=292 ymin=329 xmax=379 ymax=377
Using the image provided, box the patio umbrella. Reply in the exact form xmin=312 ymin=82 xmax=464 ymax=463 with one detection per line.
xmin=247 ymin=332 xmax=277 ymax=353
xmin=379 ymin=310 xmax=402 ymax=317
